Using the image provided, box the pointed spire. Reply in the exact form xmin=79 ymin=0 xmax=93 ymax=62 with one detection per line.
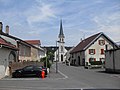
xmin=59 ymin=19 xmax=65 ymax=38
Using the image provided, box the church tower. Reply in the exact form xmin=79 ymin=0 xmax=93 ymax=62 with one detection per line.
xmin=58 ymin=20 xmax=65 ymax=62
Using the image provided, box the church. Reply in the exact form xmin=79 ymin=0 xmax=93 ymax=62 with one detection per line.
xmin=54 ymin=20 xmax=68 ymax=62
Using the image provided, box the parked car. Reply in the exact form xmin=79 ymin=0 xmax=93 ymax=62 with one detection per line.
xmin=12 ymin=65 xmax=47 ymax=78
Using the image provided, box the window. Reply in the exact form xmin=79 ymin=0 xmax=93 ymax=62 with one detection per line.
xmin=24 ymin=66 xmax=33 ymax=71
xmin=100 ymin=58 xmax=105 ymax=64
xmin=100 ymin=58 xmax=105 ymax=62
xmin=61 ymin=46 xmax=63 ymax=52
xmin=89 ymin=58 xmax=96 ymax=62
xmin=99 ymin=40 xmax=105 ymax=46
xmin=101 ymin=49 xmax=104 ymax=54
xmin=89 ymin=49 xmax=95 ymax=55
xmin=72 ymin=55 xmax=73 ymax=58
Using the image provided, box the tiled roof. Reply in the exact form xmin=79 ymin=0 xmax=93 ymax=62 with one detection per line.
xmin=70 ymin=33 xmax=101 ymax=53
xmin=25 ymin=40 xmax=41 ymax=45
xmin=0 ymin=37 xmax=18 ymax=50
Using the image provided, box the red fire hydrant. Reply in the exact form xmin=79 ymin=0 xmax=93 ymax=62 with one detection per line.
xmin=41 ymin=69 xmax=45 ymax=79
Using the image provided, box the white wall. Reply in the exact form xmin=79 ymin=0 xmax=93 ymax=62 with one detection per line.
xmin=85 ymin=36 xmax=113 ymax=65
xmin=0 ymin=47 xmax=11 ymax=78
xmin=0 ymin=65 xmax=5 ymax=79
xmin=54 ymin=48 xmax=67 ymax=62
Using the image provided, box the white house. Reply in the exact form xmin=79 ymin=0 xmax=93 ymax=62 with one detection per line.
xmin=0 ymin=36 xmax=18 ymax=78
xmin=70 ymin=32 xmax=118 ymax=67
xmin=0 ymin=22 xmax=19 ymax=78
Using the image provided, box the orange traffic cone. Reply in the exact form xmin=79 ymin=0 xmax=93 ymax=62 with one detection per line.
xmin=41 ymin=70 xmax=45 ymax=79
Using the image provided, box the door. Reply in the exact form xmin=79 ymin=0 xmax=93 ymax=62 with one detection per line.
xmin=61 ymin=54 xmax=63 ymax=62
xmin=78 ymin=56 xmax=80 ymax=66
xmin=23 ymin=66 xmax=34 ymax=76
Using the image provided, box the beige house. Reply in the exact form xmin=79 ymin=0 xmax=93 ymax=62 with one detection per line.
xmin=70 ymin=32 xmax=118 ymax=67
xmin=0 ymin=22 xmax=45 ymax=78
xmin=0 ymin=22 xmax=39 ymax=62
xmin=18 ymin=41 xmax=32 ymax=61
xmin=25 ymin=40 xmax=46 ymax=61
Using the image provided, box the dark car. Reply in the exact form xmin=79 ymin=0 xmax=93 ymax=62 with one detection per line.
xmin=12 ymin=65 xmax=44 ymax=78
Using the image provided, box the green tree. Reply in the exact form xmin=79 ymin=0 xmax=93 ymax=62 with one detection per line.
xmin=40 ymin=56 xmax=52 ymax=68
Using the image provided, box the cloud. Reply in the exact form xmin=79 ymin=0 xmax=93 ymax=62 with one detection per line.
xmin=26 ymin=0 xmax=57 ymax=25
xmin=92 ymin=12 xmax=120 ymax=41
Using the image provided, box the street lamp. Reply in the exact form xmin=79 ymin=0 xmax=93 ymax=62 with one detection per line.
xmin=56 ymin=40 xmax=60 ymax=73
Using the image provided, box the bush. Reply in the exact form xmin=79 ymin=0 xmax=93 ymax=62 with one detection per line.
xmin=90 ymin=61 xmax=102 ymax=65
xmin=41 ymin=57 xmax=52 ymax=68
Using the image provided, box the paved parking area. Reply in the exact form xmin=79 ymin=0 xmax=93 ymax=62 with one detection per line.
xmin=1 ymin=66 xmax=64 ymax=80
xmin=0 ymin=64 xmax=120 ymax=90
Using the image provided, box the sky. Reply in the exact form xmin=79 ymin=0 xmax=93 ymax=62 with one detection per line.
xmin=0 ymin=0 xmax=120 ymax=46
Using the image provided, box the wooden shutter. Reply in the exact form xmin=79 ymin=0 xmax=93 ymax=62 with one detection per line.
xmin=94 ymin=49 xmax=95 ymax=54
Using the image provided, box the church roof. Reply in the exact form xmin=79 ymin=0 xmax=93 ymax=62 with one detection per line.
xmin=59 ymin=20 xmax=65 ymax=38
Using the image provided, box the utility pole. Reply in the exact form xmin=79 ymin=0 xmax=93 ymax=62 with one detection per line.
xmin=56 ymin=41 xmax=58 ymax=73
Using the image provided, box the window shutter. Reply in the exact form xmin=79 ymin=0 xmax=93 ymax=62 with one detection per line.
xmin=94 ymin=49 xmax=96 ymax=54
xmin=89 ymin=58 xmax=91 ymax=62
xmin=101 ymin=49 xmax=104 ymax=54
xmin=94 ymin=58 xmax=96 ymax=61
xmin=99 ymin=40 xmax=100 ymax=45
xmin=89 ymin=49 xmax=90 ymax=54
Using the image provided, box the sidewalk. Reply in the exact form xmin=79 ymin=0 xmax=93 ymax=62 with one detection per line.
xmin=47 ymin=66 xmax=64 ymax=79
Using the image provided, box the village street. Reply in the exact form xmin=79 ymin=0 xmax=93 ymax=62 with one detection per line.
xmin=0 ymin=63 xmax=120 ymax=90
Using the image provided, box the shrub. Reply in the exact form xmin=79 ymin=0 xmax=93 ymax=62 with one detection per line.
xmin=90 ymin=61 xmax=102 ymax=65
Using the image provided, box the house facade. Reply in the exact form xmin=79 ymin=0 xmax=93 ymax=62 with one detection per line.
xmin=65 ymin=47 xmax=74 ymax=65
xmin=18 ymin=41 xmax=32 ymax=61
xmin=0 ymin=22 xmax=39 ymax=62
xmin=105 ymin=45 xmax=120 ymax=73
xmin=25 ymin=40 xmax=46 ymax=61
xmin=70 ymin=32 xmax=118 ymax=67
xmin=0 ymin=36 xmax=18 ymax=78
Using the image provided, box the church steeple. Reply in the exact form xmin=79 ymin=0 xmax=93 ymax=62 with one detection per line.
xmin=58 ymin=20 xmax=65 ymax=38
xmin=57 ymin=19 xmax=65 ymax=62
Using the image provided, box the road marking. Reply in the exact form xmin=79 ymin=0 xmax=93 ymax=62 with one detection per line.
xmin=58 ymin=70 xmax=68 ymax=79
xmin=110 ymin=75 xmax=120 ymax=78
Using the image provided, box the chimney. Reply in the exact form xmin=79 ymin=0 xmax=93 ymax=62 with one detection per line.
xmin=0 ymin=22 xmax=3 ymax=33
xmin=6 ymin=25 xmax=9 ymax=34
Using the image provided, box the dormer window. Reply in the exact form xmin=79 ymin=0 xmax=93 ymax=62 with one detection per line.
xmin=99 ymin=40 xmax=105 ymax=46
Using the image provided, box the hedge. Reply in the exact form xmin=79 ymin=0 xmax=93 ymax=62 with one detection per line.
xmin=89 ymin=61 xmax=102 ymax=65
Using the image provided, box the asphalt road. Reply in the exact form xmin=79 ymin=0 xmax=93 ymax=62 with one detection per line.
xmin=0 ymin=63 xmax=120 ymax=90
